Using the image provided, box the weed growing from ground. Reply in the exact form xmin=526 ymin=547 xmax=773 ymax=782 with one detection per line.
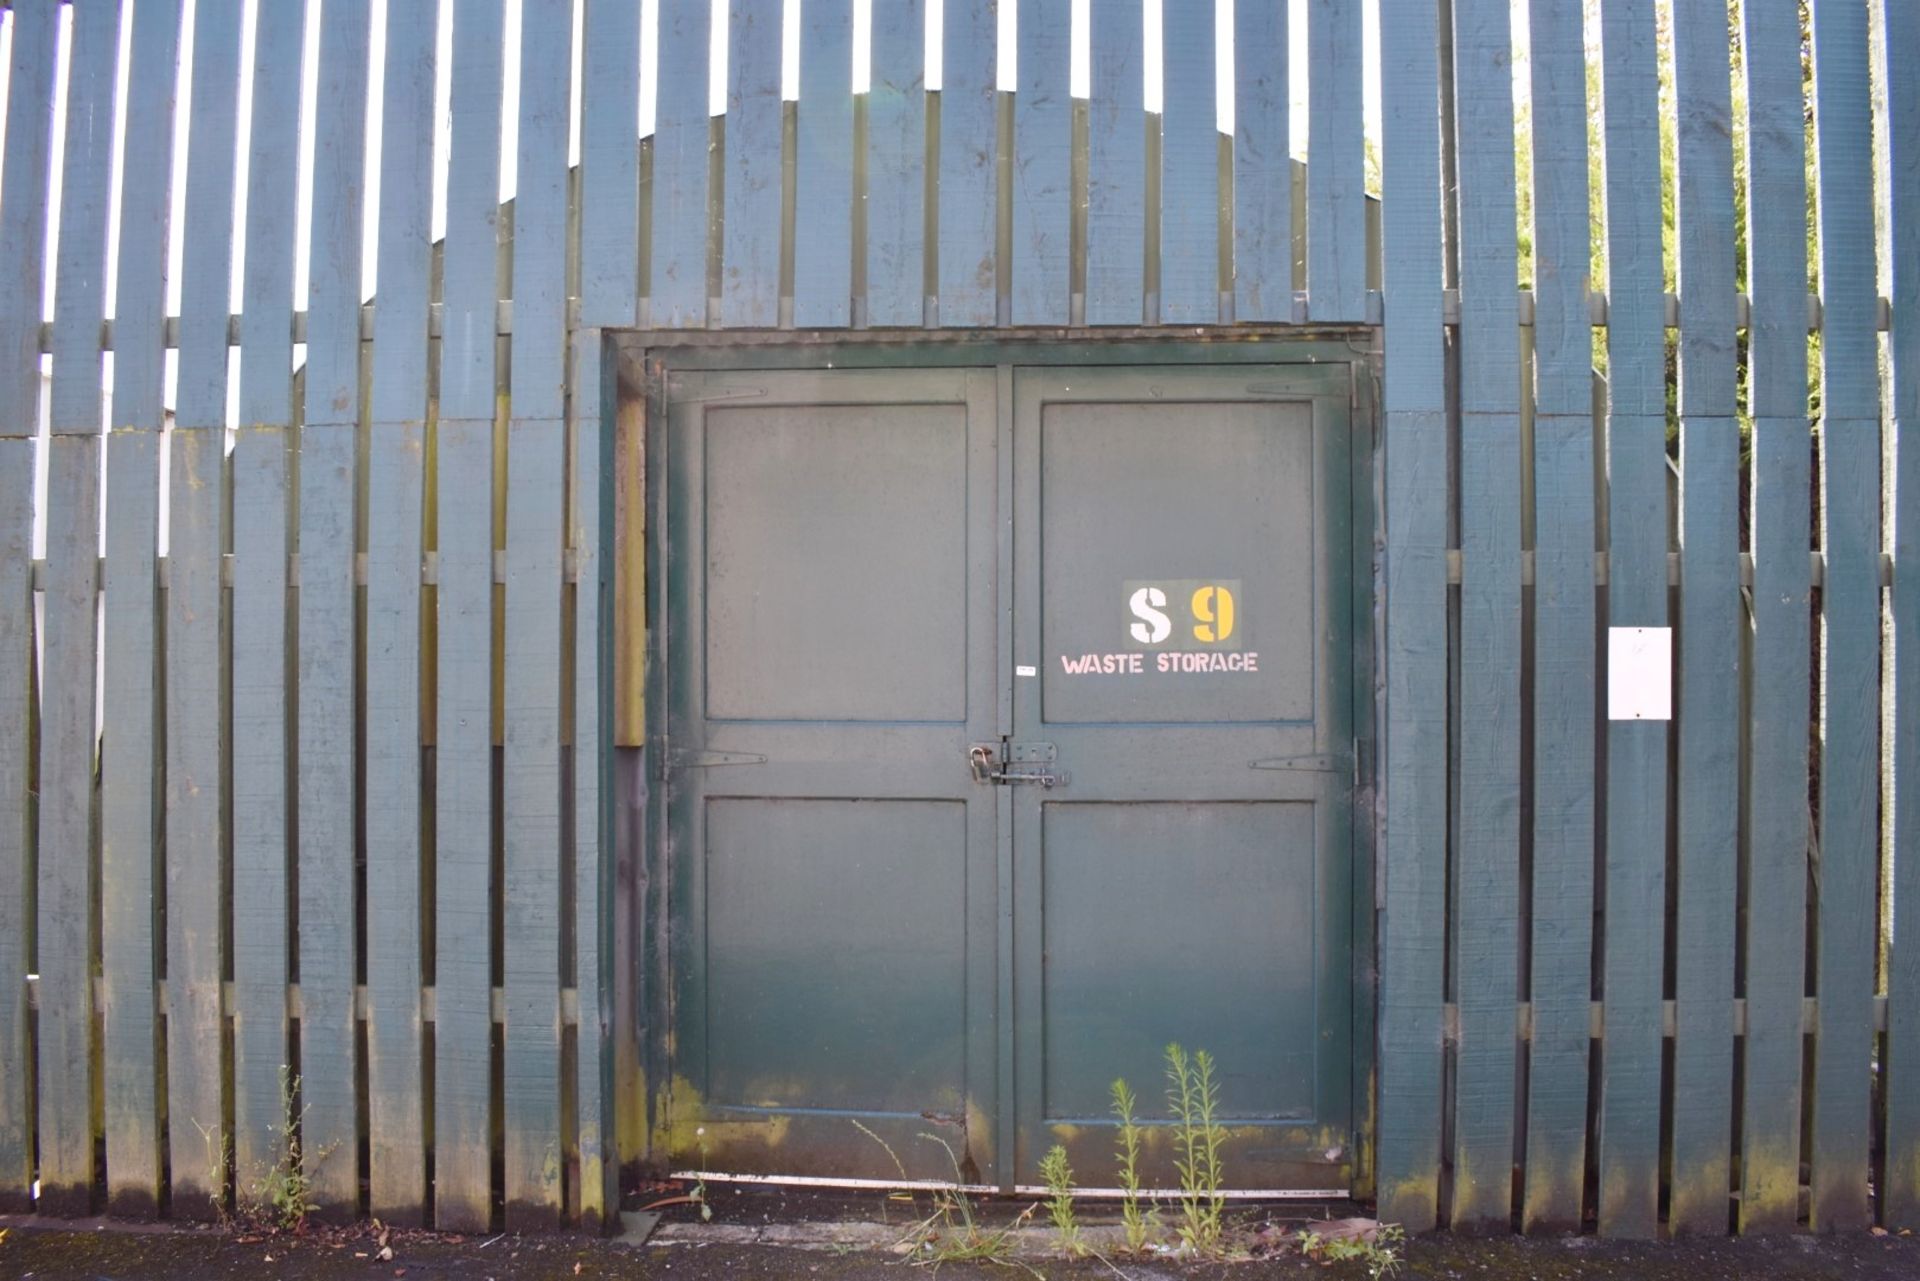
xmin=246 ymin=1067 xmax=338 ymax=1232
xmin=1297 ymin=1222 xmax=1406 ymax=1280
xmin=1109 ymin=1077 xmax=1152 ymax=1252
xmin=1165 ymin=1043 xmax=1227 ymax=1254
xmin=853 ymin=1123 xmax=1036 ymax=1271
xmin=1037 ymin=1144 xmax=1083 ymax=1256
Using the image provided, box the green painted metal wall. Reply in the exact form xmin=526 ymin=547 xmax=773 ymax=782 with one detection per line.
xmin=0 ymin=0 xmax=1913 ymax=1239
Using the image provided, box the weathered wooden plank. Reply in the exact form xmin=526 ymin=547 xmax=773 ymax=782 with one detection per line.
xmin=0 ymin=0 xmax=57 ymax=1214
xmin=502 ymin=0 xmax=572 ymax=1230
xmin=101 ymin=0 xmax=183 ymax=1220
xmin=0 ymin=433 xmax=34 ymax=1212
xmin=1159 ymin=0 xmax=1215 ymax=324
xmin=229 ymin=0 xmax=304 ymax=1200
xmin=37 ymin=0 xmax=123 ymax=1214
xmin=1010 ymin=0 xmax=1069 ymax=325
xmin=0 ymin=0 xmax=57 ymax=445
xmin=1666 ymin=0 xmax=1740 ymax=1235
xmin=722 ymin=0 xmax=782 ymax=327
xmin=794 ymin=0 xmax=853 ymax=326
xmin=1882 ymin=0 xmax=1920 ymax=1231
xmin=1084 ymin=0 xmax=1143 ymax=326
xmin=362 ymin=0 xmax=436 ymax=1223
xmin=1738 ymin=0 xmax=1813 ymax=1233
xmin=650 ymin=0 xmax=711 ymax=327
xmin=935 ymin=0 xmax=995 ymax=327
xmin=1519 ymin=0 xmax=1596 ymax=1234
xmin=579 ymin=0 xmax=641 ymax=327
xmin=1305 ymin=0 xmax=1364 ymax=321
xmin=1807 ymin=0 xmax=1880 ymax=1233
xmin=295 ymin=0 xmax=371 ymax=1220
xmin=865 ymin=0 xmax=925 ymax=328
xmin=1375 ymin=0 xmax=1448 ymax=1235
xmin=167 ymin=0 xmax=245 ymax=1219
xmin=1447 ymin=0 xmax=1523 ymax=1230
xmin=1594 ymin=0 xmax=1668 ymax=1238
xmin=435 ymin=0 xmax=507 ymax=1233
xmin=1232 ymin=0 xmax=1287 ymax=323
xmin=570 ymin=330 xmax=614 ymax=1229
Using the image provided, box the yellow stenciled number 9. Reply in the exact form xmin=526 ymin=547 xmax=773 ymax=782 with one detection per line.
xmin=1191 ymin=584 xmax=1235 ymax=644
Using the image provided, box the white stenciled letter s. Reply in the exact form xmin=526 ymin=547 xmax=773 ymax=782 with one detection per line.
xmin=1128 ymin=586 xmax=1172 ymax=645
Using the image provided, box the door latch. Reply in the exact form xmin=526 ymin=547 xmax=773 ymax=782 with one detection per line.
xmin=968 ymin=742 xmax=1068 ymax=788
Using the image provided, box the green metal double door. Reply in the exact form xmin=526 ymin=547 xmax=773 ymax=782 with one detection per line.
xmin=658 ymin=359 xmax=1360 ymax=1194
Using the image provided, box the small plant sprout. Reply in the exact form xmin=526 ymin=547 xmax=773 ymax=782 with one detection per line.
xmin=1297 ymin=1221 xmax=1406 ymax=1280
xmin=251 ymin=1066 xmax=338 ymax=1232
xmin=1038 ymin=1143 xmax=1084 ymax=1255
xmin=1109 ymin=1077 xmax=1152 ymax=1253
xmin=1165 ymin=1043 xmax=1227 ymax=1255
xmin=692 ymin=1127 xmax=713 ymax=1221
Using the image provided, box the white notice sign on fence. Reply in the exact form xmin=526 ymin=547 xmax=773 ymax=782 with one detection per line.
xmin=1607 ymin=627 xmax=1673 ymax=721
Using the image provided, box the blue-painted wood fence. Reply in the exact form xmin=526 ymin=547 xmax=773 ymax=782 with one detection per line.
xmin=0 ymin=0 xmax=1915 ymax=1239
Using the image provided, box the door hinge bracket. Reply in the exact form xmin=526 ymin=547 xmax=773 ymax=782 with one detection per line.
xmin=1249 ymin=752 xmax=1350 ymax=774
xmin=661 ymin=748 xmax=768 ymax=779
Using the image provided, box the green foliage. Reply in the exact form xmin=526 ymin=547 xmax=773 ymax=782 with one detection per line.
xmin=1037 ymin=1144 xmax=1083 ymax=1256
xmin=1164 ymin=1043 xmax=1227 ymax=1255
xmin=1109 ymin=1078 xmax=1152 ymax=1253
xmin=1297 ymin=1222 xmax=1407 ymax=1281
xmin=854 ymin=1123 xmax=1034 ymax=1271
xmin=248 ymin=1067 xmax=337 ymax=1232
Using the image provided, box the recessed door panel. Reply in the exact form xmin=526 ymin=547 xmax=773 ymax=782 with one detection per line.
xmin=704 ymin=403 xmax=970 ymax=722
xmin=1039 ymin=801 xmax=1319 ymax=1125
xmin=1039 ymin=400 xmax=1317 ymax=725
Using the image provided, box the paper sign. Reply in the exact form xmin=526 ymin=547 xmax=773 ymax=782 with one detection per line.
xmin=1016 ymin=665 xmax=1037 ymax=677
xmin=1608 ymin=627 xmax=1672 ymax=721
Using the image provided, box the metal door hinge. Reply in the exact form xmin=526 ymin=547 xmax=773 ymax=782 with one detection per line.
xmin=658 ymin=746 xmax=767 ymax=780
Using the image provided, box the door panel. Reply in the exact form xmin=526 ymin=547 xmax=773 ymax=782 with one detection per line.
xmin=660 ymin=359 xmax=1355 ymax=1194
xmin=1012 ymin=367 xmax=1353 ymax=1193
xmin=662 ymin=368 xmax=1002 ymax=1182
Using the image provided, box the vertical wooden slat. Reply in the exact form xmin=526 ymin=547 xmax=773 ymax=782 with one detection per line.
xmin=1084 ymin=0 xmax=1142 ymax=326
xmin=572 ymin=0 xmax=637 ymax=1231
xmin=578 ymin=0 xmax=641 ymax=328
xmin=1375 ymin=0 xmax=1448 ymax=1234
xmin=1158 ymin=0 xmax=1215 ymax=324
xmin=865 ymin=0 xmax=924 ymax=329
xmin=167 ymin=0 xmax=244 ymax=1222
xmin=1010 ymin=0 xmax=1068 ymax=325
xmin=0 ymin=0 xmax=59 ymax=1214
xmin=569 ymin=327 xmax=614 ymax=1229
xmin=1447 ymin=0 xmax=1522 ymax=1230
xmin=1882 ymin=0 xmax=1920 ymax=1230
xmin=935 ymin=0 xmax=995 ymax=328
xmin=1305 ymin=0 xmax=1364 ymax=322
xmin=1594 ymin=0 xmax=1668 ymax=1239
xmin=435 ymin=0 xmax=506 ymax=1232
xmin=794 ymin=0 xmax=853 ymax=327
xmin=1232 ymin=0 xmax=1287 ymax=323
xmin=39 ymin=0 xmax=123 ymax=1213
xmin=722 ymin=0 xmax=781 ymax=328
xmin=230 ymin=0 xmax=305 ymax=1196
xmin=297 ymin=0 xmax=370 ymax=1219
xmin=650 ymin=0 xmax=710 ymax=328
xmin=1807 ymin=0 xmax=1880 ymax=1232
xmin=102 ymin=0 xmax=183 ymax=1220
xmin=364 ymin=0 xmax=435 ymax=1223
xmin=1738 ymin=0 xmax=1813 ymax=1233
xmin=1666 ymin=0 xmax=1740 ymax=1236
xmin=1520 ymin=0 xmax=1597 ymax=1233
xmin=502 ymin=0 xmax=571 ymax=1231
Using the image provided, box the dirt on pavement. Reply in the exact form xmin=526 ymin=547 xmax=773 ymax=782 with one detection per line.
xmin=3 ymin=1184 xmax=1917 ymax=1280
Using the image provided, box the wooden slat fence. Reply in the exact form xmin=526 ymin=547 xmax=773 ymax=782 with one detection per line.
xmin=0 ymin=0 xmax=1914 ymax=1239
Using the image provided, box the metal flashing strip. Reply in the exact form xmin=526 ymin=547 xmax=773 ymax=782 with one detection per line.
xmin=670 ymin=1171 xmax=1348 ymax=1200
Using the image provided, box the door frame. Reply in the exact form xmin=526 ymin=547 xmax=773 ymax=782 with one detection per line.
xmin=621 ymin=330 xmax=1381 ymax=1198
